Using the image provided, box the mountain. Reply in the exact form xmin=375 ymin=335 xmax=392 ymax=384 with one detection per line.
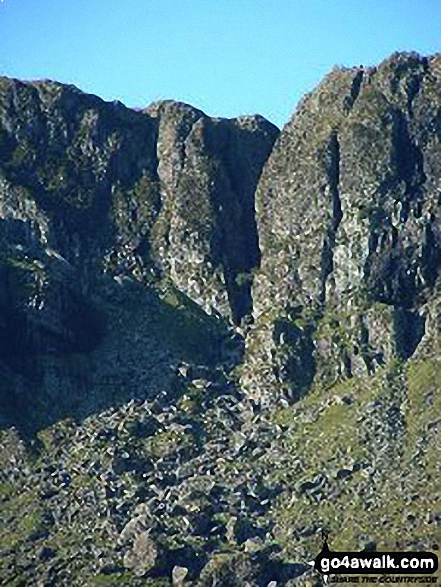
xmin=0 ymin=52 xmax=440 ymax=586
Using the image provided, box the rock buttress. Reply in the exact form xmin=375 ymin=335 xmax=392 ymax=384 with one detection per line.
xmin=242 ymin=52 xmax=441 ymax=405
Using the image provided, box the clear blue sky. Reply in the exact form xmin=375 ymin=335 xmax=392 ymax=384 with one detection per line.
xmin=2 ymin=0 xmax=440 ymax=128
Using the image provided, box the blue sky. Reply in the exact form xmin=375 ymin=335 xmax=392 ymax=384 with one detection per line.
xmin=2 ymin=0 xmax=440 ymax=127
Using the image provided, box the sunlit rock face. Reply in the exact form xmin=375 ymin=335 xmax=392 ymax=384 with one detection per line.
xmin=242 ymin=52 xmax=441 ymax=405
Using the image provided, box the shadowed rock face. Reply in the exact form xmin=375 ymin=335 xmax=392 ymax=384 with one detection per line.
xmin=242 ymin=52 xmax=441 ymax=404
xmin=0 ymin=79 xmax=278 ymax=431
xmin=0 ymin=81 xmax=278 ymax=321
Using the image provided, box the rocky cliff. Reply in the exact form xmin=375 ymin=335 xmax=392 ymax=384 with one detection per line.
xmin=0 ymin=79 xmax=278 ymax=432
xmin=242 ymin=51 xmax=441 ymax=404
xmin=0 ymin=53 xmax=440 ymax=586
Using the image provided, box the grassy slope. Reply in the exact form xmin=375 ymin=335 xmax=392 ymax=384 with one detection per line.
xmin=267 ymin=359 xmax=441 ymax=559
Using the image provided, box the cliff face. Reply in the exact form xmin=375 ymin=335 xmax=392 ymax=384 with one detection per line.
xmin=146 ymin=101 xmax=278 ymax=323
xmin=0 ymin=79 xmax=278 ymax=319
xmin=242 ymin=52 xmax=441 ymax=404
xmin=0 ymin=79 xmax=278 ymax=431
xmin=6 ymin=54 xmax=441 ymax=423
